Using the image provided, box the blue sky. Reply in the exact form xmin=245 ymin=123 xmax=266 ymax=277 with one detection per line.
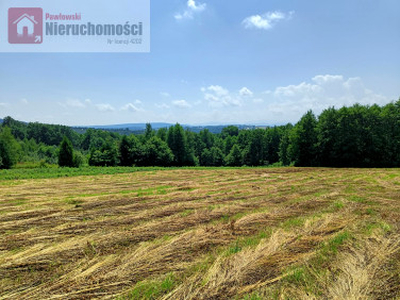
xmin=1 ymin=0 xmax=399 ymax=126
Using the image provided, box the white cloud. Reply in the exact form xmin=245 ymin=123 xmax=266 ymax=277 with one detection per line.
xmin=312 ymin=74 xmax=343 ymax=86
xmin=96 ymin=104 xmax=115 ymax=112
xmin=191 ymin=76 xmax=389 ymax=124
xmin=135 ymin=99 xmax=142 ymax=105
xmin=121 ymin=103 xmax=142 ymax=112
xmin=175 ymin=0 xmax=206 ymax=20
xmin=267 ymin=74 xmax=389 ymax=121
xmin=187 ymin=0 xmax=206 ymax=11
xmin=21 ymin=99 xmax=29 ymax=105
xmin=242 ymin=11 xmax=294 ymax=30
xmin=204 ymin=85 xmax=229 ymax=96
xmin=239 ymin=87 xmax=254 ymax=97
xmin=202 ymin=85 xmax=241 ymax=107
xmin=172 ymin=99 xmax=192 ymax=108
xmin=274 ymin=82 xmax=323 ymax=98
xmin=0 ymin=102 xmax=8 ymax=108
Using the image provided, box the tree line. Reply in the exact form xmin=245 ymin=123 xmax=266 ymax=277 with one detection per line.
xmin=1 ymin=100 xmax=399 ymax=170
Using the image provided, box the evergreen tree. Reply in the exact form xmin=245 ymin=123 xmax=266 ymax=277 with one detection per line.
xmin=144 ymin=123 xmax=154 ymax=140
xmin=58 ymin=136 xmax=74 ymax=167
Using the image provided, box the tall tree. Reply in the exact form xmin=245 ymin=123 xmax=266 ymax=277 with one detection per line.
xmin=316 ymin=107 xmax=340 ymax=167
xmin=199 ymin=129 xmax=214 ymax=150
xmin=223 ymin=135 xmax=237 ymax=155
xmin=0 ymin=127 xmax=20 ymax=169
xmin=288 ymin=110 xmax=318 ymax=167
xmin=119 ymin=135 xmax=143 ymax=166
xmin=243 ymin=129 xmax=267 ymax=166
xmin=144 ymin=123 xmax=154 ymax=140
xmin=279 ymin=124 xmax=293 ymax=166
xmin=334 ymin=105 xmax=370 ymax=167
xmin=167 ymin=124 xmax=189 ymax=166
xmin=265 ymin=127 xmax=282 ymax=164
xmin=380 ymin=100 xmax=400 ymax=167
xmin=184 ymin=130 xmax=198 ymax=166
xmin=58 ymin=136 xmax=74 ymax=167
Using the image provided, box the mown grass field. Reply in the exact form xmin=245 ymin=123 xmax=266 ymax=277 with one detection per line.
xmin=0 ymin=168 xmax=399 ymax=299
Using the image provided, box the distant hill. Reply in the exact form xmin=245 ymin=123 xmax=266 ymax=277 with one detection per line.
xmin=75 ymin=123 xmax=258 ymax=135
xmin=88 ymin=123 xmax=173 ymax=131
xmin=183 ymin=125 xmax=256 ymax=134
xmin=0 ymin=116 xmax=265 ymax=135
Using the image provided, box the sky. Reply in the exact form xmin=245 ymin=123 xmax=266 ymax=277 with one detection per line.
xmin=0 ymin=0 xmax=399 ymax=126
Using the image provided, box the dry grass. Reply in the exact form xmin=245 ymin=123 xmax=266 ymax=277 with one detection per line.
xmin=0 ymin=168 xmax=399 ymax=299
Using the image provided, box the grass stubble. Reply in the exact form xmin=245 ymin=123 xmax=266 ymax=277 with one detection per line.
xmin=0 ymin=168 xmax=399 ymax=299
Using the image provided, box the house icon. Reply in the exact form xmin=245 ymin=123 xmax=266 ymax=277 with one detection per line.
xmin=8 ymin=7 xmax=43 ymax=44
xmin=13 ymin=13 xmax=38 ymax=36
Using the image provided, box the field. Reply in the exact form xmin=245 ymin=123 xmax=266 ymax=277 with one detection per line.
xmin=0 ymin=167 xmax=400 ymax=299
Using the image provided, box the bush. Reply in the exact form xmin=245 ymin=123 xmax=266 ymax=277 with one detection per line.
xmin=73 ymin=151 xmax=87 ymax=168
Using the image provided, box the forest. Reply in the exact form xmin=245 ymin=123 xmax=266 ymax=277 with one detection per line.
xmin=1 ymin=100 xmax=399 ymax=170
